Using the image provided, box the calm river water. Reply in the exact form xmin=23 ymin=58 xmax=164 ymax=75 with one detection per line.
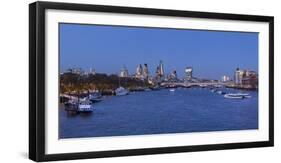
xmin=59 ymin=87 xmax=258 ymax=138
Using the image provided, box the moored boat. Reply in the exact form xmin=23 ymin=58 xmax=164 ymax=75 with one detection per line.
xmin=115 ymin=87 xmax=129 ymax=96
xmin=64 ymin=101 xmax=78 ymax=112
xmin=169 ymin=88 xmax=176 ymax=92
xmin=217 ymin=90 xmax=226 ymax=95
xmin=152 ymin=85 xmax=161 ymax=90
xmin=224 ymin=93 xmax=251 ymax=99
xmin=78 ymin=100 xmax=94 ymax=113
xmin=234 ymin=93 xmax=252 ymax=98
xmin=89 ymin=92 xmax=103 ymax=103
xmin=144 ymin=88 xmax=152 ymax=91
xmin=211 ymin=89 xmax=217 ymax=93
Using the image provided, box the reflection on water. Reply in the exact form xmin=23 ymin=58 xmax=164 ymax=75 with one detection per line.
xmin=59 ymin=88 xmax=258 ymax=139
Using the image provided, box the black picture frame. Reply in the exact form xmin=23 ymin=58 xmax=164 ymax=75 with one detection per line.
xmin=29 ymin=1 xmax=274 ymax=162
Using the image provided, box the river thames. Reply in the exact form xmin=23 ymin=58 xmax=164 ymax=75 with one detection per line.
xmin=59 ymin=87 xmax=258 ymax=139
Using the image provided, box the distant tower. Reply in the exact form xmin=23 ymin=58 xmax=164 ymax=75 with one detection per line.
xmin=143 ymin=63 xmax=149 ymax=79
xmin=155 ymin=60 xmax=165 ymax=82
xmin=185 ymin=67 xmax=193 ymax=82
xmin=89 ymin=68 xmax=96 ymax=75
xmin=120 ymin=65 xmax=129 ymax=77
xmin=155 ymin=66 xmax=161 ymax=82
xmin=156 ymin=66 xmax=160 ymax=75
xmin=159 ymin=60 xmax=164 ymax=77
xmin=135 ymin=64 xmax=143 ymax=79
xmin=234 ymin=68 xmax=240 ymax=84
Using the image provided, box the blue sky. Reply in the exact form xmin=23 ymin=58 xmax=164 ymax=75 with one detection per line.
xmin=60 ymin=23 xmax=258 ymax=80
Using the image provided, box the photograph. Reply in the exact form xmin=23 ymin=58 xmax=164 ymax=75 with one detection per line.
xmin=29 ymin=1 xmax=274 ymax=161
xmin=59 ymin=23 xmax=259 ymax=139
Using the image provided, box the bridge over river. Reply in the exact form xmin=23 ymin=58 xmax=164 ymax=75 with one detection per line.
xmin=161 ymin=82 xmax=226 ymax=88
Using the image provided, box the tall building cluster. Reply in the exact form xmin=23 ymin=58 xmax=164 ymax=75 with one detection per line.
xmin=66 ymin=68 xmax=83 ymax=74
xmin=221 ymin=75 xmax=230 ymax=82
xmin=134 ymin=63 xmax=150 ymax=80
xmin=63 ymin=64 xmax=258 ymax=89
xmin=66 ymin=67 xmax=96 ymax=75
xmin=118 ymin=60 xmax=195 ymax=84
xmin=131 ymin=60 xmax=166 ymax=82
xmin=89 ymin=68 xmax=96 ymax=75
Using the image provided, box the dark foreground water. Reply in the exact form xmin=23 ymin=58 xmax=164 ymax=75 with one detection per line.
xmin=59 ymin=88 xmax=258 ymax=139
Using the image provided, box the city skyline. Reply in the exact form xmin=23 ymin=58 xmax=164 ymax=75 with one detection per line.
xmin=60 ymin=23 xmax=258 ymax=79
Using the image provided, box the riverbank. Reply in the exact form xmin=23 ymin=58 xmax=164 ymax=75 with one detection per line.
xmin=60 ymin=84 xmax=258 ymax=103
xmin=225 ymin=84 xmax=258 ymax=91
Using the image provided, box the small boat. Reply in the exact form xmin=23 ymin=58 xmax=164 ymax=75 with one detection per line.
xmin=79 ymin=97 xmax=88 ymax=102
xmin=211 ymin=89 xmax=217 ymax=93
xmin=144 ymin=88 xmax=152 ymax=91
xmin=152 ymin=85 xmax=161 ymax=90
xmin=78 ymin=100 xmax=94 ymax=113
xmin=235 ymin=93 xmax=252 ymax=98
xmin=115 ymin=87 xmax=129 ymax=96
xmin=199 ymin=84 xmax=207 ymax=88
xmin=169 ymin=88 xmax=176 ymax=92
xmin=217 ymin=90 xmax=226 ymax=95
xmin=90 ymin=98 xmax=103 ymax=103
xmin=64 ymin=101 xmax=78 ymax=112
xmin=224 ymin=93 xmax=251 ymax=99
xmin=89 ymin=92 xmax=102 ymax=103
xmin=224 ymin=94 xmax=244 ymax=99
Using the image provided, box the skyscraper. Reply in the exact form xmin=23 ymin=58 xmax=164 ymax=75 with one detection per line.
xmin=159 ymin=60 xmax=164 ymax=77
xmin=156 ymin=60 xmax=165 ymax=81
xmin=185 ymin=67 xmax=193 ymax=82
xmin=135 ymin=64 xmax=143 ymax=79
xmin=156 ymin=66 xmax=160 ymax=75
xmin=143 ymin=63 xmax=149 ymax=79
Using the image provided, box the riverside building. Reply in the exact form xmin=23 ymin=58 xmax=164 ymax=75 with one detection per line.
xmin=234 ymin=68 xmax=258 ymax=89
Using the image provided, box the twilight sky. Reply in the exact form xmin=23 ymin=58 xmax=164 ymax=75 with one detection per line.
xmin=59 ymin=23 xmax=258 ymax=80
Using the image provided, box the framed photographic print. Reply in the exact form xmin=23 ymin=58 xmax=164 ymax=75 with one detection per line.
xmin=29 ymin=1 xmax=274 ymax=162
